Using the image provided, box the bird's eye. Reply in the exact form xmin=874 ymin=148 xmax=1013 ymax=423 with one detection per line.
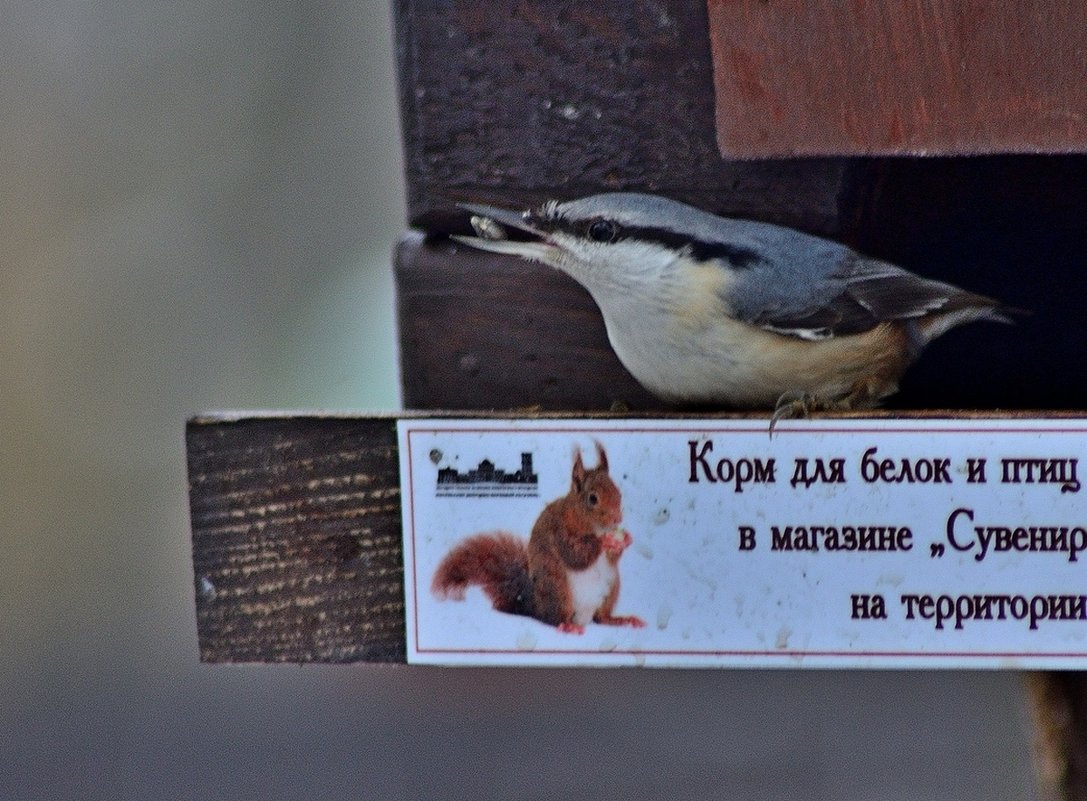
xmin=586 ymin=220 xmax=617 ymax=243
xmin=587 ymin=492 xmax=599 ymax=507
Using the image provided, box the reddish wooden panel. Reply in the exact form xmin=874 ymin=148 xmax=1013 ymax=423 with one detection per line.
xmin=708 ymin=0 xmax=1087 ymax=157
xmin=393 ymin=0 xmax=854 ymax=235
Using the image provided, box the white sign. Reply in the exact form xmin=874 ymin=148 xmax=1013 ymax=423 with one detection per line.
xmin=398 ymin=418 xmax=1087 ymax=668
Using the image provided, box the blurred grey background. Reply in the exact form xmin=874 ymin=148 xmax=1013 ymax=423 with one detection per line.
xmin=0 ymin=2 xmax=1039 ymax=799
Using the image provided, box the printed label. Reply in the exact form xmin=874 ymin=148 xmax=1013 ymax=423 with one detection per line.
xmin=398 ymin=418 xmax=1087 ymax=668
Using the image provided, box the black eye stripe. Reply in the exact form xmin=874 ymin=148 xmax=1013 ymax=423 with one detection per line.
xmin=638 ymin=228 xmax=763 ymax=268
xmin=534 ymin=213 xmax=764 ymax=269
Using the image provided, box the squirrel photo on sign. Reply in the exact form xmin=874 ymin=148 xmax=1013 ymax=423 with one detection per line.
xmin=432 ymin=443 xmax=646 ymax=634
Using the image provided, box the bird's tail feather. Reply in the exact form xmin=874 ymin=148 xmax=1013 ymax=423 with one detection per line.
xmin=917 ymin=293 xmax=1027 ymax=344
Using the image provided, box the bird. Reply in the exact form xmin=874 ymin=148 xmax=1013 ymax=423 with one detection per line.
xmin=451 ymin=192 xmax=1020 ymax=420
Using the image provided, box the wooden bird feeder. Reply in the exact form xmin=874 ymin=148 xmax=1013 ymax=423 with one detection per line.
xmin=187 ymin=3 xmax=1087 ymax=797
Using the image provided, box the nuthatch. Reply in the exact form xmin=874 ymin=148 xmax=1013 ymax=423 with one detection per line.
xmin=453 ymin=192 xmax=1019 ymax=417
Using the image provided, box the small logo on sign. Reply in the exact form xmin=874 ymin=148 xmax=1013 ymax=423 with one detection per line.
xmin=436 ymin=452 xmax=539 ymax=497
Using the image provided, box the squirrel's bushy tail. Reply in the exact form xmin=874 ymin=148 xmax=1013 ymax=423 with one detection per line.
xmin=431 ymin=531 xmax=533 ymax=617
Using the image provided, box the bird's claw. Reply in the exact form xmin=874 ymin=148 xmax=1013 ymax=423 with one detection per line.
xmin=770 ymin=391 xmax=819 ymax=436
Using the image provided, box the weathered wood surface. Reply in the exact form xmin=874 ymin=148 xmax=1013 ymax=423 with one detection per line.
xmin=393 ymin=0 xmax=854 ymax=234
xmin=186 ymin=414 xmax=1087 ymax=795
xmin=708 ymin=0 xmax=1087 ymax=157
xmin=394 ymin=0 xmax=1087 ymax=224
xmin=187 ymin=411 xmax=1083 ymax=663
xmin=187 ymin=417 xmax=406 ymax=663
xmin=396 ymin=231 xmax=660 ymax=411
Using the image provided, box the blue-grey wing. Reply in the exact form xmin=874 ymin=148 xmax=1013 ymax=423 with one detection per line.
xmin=725 ymin=240 xmax=976 ymax=341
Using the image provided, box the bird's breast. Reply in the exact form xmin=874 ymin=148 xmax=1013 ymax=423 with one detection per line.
xmin=599 ymin=303 xmax=911 ymax=408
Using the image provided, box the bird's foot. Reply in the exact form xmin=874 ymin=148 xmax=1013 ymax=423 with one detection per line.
xmin=770 ymin=378 xmax=892 ymax=435
xmin=765 ymin=391 xmax=839 ymax=434
xmin=770 ymin=391 xmax=821 ymax=435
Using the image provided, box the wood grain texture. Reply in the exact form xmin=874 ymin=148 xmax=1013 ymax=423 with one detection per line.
xmin=187 ymin=417 xmax=406 ymax=663
xmin=396 ymin=231 xmax=662 ymax=411
xmin=708 ymin=0 xmax=1087 ymax=157
xmin=186 ymin=415 xmax=1085 ymax=794
xmin=393 ymin=0 xmax=854 ymax=236
xmin=187 ymin=411 xmax=1087 ymax=668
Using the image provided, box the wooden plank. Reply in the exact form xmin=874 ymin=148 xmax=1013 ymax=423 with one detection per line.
xmin=187 ymin=416 xmax=406 ymax=663
xmin=187 ymin=410 xmax=1086 ymax=664
xmin=707 ymin=0 xmax=1087 ymax=157
xmin=187 ymin=413 xmax=1087 ymax=796
xmin=395 ymin=231 xmax=659 ymax=411
xmin=393 ymin=0 xmax=854 ymax=235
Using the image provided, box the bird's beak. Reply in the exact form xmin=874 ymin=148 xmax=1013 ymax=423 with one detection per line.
xmin=457 ymin=202 xmax=541 ymax=236
xmin=451 ymin=202 xmax=560 ymax=262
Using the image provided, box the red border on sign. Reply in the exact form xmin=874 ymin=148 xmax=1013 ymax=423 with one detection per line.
xmin=404 ymin=422 xmax=1087 ymax=662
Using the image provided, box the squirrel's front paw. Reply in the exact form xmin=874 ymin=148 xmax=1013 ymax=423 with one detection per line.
xmin=602 ymin=528 xmax=633 ymax=556
xmin=558 ymin=621 xmax=586 ymax=635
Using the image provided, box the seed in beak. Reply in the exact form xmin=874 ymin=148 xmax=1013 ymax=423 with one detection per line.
xmin=470 ymin=215 xmax=508 ymax=241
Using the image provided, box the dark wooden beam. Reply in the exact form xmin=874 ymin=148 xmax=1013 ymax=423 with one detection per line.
xmin=187 ymin=416 xmax=406 ymax=663
xmin=393 ymin=0 xmax=855 ymax=234
xmin=395 ymin=232 xmax=660 ymax=412
xmin=187 ymin=410 xmax=1084 ymax=665
xmin=186 ymin=414 xmax=1087 ymax=798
